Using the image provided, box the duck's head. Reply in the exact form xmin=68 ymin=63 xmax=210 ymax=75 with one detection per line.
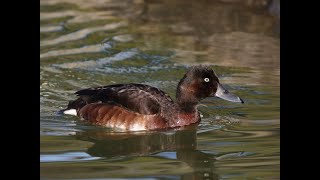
xmin=176 ymin=66 xmax=244 ymax=106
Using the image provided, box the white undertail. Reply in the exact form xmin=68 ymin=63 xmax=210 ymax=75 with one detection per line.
xmin=63 ymin=109 xmax=77 ymax=116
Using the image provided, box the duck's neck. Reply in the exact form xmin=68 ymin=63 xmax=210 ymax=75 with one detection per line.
xmin=175 ymin=77 xmax=200 ymax=108
xmin=161 ymin=78 xmax=201 ymax=127
xmin=175 ymin=87 xmax=199 ymax=114
xmin=175 ymin=101 xmax=198 ymax=113
xmin=162 ymin=102 xmax=200 ymax=128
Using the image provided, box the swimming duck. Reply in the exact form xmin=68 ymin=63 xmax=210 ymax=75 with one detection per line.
xmin=62 ymin=66 xmax=243 ymax=131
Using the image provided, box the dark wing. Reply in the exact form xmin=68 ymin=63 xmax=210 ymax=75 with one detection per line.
xmin=74 ymin=83 xmax=174 ymax=115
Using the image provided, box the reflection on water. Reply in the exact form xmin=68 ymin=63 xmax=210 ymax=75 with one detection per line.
xmin=81 ymin=129 xmax=219 ymax=179
xmin=41 ymin=125 xmax=278 ymax=179
xmin=40 ymin=0 xmax=279 ymax=179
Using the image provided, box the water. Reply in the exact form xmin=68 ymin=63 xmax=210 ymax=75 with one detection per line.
xmin=40 ymin=0 xmax=280 ymax=179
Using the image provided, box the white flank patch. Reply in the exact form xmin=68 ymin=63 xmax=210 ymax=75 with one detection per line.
xmin=63 ymin=109 xmax=77 ymax=116
xmin=130 ymin=123 xmax=146 ymax=131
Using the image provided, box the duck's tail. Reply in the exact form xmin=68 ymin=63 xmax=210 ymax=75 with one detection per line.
xmin=57 ymin=98 xmax=87 ymax=116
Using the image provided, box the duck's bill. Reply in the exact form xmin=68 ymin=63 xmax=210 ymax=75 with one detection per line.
xmin=215 ymin=84 xmax=244 ymax=103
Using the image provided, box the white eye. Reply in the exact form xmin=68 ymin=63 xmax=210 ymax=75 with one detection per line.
xmin=204 ymin=78 xmax=210 ymax=82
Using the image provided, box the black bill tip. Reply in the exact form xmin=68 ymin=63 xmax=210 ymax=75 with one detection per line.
xmin=240 ymin=97 xmax=244 ymax=104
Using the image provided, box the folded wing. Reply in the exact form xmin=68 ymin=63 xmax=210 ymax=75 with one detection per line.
xmin=72 ymin=83 xmax=174 ymax=115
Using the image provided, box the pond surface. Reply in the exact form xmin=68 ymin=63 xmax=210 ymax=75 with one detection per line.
xmin=40 ymin=0 xmax=280 ymax=179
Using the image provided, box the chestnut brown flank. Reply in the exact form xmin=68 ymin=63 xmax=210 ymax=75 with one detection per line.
xmin=79 ymin=103 xmax=167 ymax=130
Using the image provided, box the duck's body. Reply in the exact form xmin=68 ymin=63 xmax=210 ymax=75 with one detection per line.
xmin=62 ymin=66 xmax=243 ymax=131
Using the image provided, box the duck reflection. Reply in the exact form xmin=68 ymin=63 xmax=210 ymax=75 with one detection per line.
xmin=76 ymin=127 xmax=219 ymax=179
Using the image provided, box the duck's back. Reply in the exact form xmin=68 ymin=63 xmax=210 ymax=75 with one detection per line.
xmin=67 ymin=83 xmax=175 ymax=115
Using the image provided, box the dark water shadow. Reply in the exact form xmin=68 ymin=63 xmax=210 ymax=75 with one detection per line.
xmin=76 ymin=127 xmax=220 ymax=179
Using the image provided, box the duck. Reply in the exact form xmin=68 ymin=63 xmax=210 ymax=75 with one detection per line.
xmin=61 ymin=66 xmax=244 ymax=131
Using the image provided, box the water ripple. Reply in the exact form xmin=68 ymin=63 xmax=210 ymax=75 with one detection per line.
xmin=40 ymin=25 xmax=64 ymax=33
xmin=40 ymin=152 xmax=101 ymax=163
xmin=40 ymin=21 xmax=127 ymax=46
xmin=41 ymin=44 xmax=103 ymax=59
xmin=40 ymin=0 xmax=124 ymax=9
xmin=54 ymin=48 xmax=139 ymax=69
